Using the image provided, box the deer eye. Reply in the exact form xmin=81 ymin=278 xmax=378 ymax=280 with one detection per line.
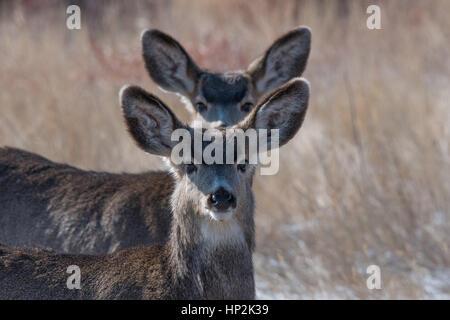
xmin=241 ymin=102 xmax=253 ymax=113
xmin=195 ymin=102 xmax=207 ymax=113
xmin=237 ymin=163 xmax=247 ymax=172
xmin=185 ymin=164 xmax=197 ymax=174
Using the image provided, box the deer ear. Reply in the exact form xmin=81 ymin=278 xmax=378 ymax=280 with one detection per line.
xmin=247 ymin=27 xmax=311 ymax=97
xmin=120 ymin=85 xmax=185 ymax=157
xmin=239 ymin=78 xmax=310 ymax=148
xmin=142 ymin=29 xmax=201 ymax=96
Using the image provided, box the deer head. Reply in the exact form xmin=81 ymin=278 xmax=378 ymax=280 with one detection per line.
xmin=141 ymin=27 xmax=311 ymax=127
xmin=120 ymin=78 xmax=309 ymax=248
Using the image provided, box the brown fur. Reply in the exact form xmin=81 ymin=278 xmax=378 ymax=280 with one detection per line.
xmin=0 ymin=147 xmax=174 ymax=254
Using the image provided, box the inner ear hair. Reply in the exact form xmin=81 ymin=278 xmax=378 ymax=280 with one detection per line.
xmin=238 ymin=78 xmax=310 ymax=148
xmin=141 ymin=29 xmax=202 ymax=95
xmin=247 ymin=26 xmax=311 ymax=96
xmin=120 ymin=85 xmax=185 ymax=156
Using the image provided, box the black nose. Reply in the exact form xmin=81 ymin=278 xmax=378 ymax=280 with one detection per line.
xmin=208 ymin=187 xmax=236 ymax=211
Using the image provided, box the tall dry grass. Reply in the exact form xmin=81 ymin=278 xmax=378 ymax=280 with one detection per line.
xmin=0 ymin=0 xmax=449 ymax=299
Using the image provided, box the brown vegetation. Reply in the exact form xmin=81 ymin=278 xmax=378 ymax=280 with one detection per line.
xmin=0 ymin=0 xmax=449 ymax=298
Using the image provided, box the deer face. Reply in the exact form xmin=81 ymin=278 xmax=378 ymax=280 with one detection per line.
xmin=167 ymin=132 xmax=258 ymax=222
xmin=120 ymin=77 xmax=309 ymax=225
xmin=190 ymin=72 xmax=255 ymax=127
xmin=141 ymin=27 xmax=311 ymax=126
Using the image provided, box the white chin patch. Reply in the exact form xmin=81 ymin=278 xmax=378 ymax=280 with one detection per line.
xmin=208 ymin=209 xmax=234 ymax=222
xmin=201 ymin=210 xmax=245 ymax=246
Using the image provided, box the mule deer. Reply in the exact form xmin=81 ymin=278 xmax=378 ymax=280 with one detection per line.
xmin=142 ymin=26 xmax=311 ymax=126
xmin=0 ymin=27 xmax=311 ymax=255
xmin=0 ymin=78 xmax=310 ymax=299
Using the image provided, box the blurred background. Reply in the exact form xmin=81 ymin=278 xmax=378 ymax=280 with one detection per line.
xmin=0 ymin=0 xmax=449 ymax=299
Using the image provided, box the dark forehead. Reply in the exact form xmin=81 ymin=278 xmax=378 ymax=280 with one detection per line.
xmin=200 ymin=72 xmax=248 ymax=103
xmin=189 ymin=128 xmax=246 ymax=163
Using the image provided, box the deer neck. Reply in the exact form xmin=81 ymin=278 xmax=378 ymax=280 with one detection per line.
xmin=165 ymin=186 xmax=255 ymax=299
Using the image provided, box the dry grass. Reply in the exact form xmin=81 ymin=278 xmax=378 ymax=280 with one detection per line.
xmin=0 ymin=0 xmax=449 ymax=299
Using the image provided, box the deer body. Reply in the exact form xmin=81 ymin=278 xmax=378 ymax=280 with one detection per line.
xmin=0 ymin=194 xmax=254 ymax=300
xmin=0 ymin=147 xmax=173 ymax=254
xmin=0 ymin=78 xmax=309 ymax=300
